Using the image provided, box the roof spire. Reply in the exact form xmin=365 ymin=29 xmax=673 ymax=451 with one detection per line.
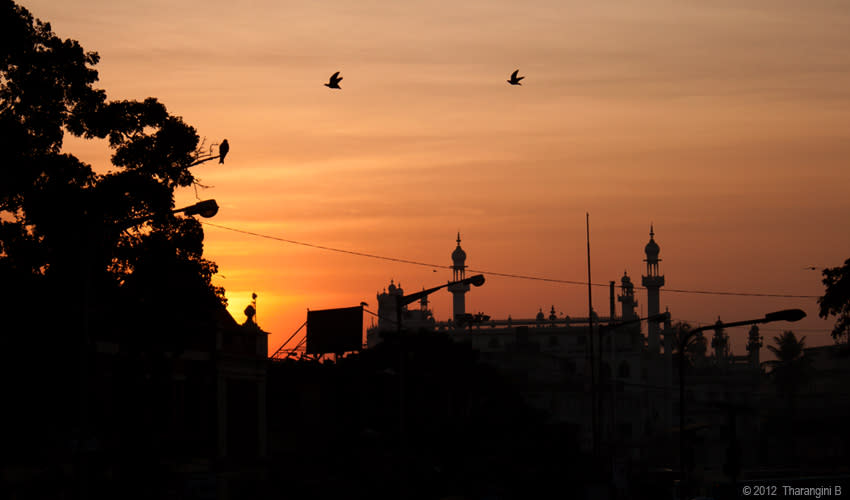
xmin=457 ymin=231 xmax=461 ymax=245
xmin=650 ymin=223 xmax=655 ymax=239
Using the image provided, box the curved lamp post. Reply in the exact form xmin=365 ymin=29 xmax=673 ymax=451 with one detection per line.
xmin=76 ymin=197 xmax=220 ymax=486
xmin=390 ymin=274 xmax=485 ymax=500
xmin=394 ymin=274 xmax=486 ymax=334
xmin=678 ymin=308 xmax=806 ymax=498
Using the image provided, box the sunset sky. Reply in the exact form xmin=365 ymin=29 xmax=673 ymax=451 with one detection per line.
xmin=26 ymin=0 xmax=850 ymax=355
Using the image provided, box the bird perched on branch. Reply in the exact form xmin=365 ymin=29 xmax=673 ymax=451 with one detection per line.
xmin=219 ymin=139 xmax=229 ymax=164
xmin=507 ymin=69 xmax=524 ymax=85
xmin=325 ymin=71 xmax=343 ymax=89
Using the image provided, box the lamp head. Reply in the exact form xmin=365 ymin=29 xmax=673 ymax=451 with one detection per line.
xmin=181 ymin=199 xmax=219 ymax=218
xmin=764 ymin=309 xmax=807 ymax=323
xmin=464 ymin=274 xmax=485 ymax=287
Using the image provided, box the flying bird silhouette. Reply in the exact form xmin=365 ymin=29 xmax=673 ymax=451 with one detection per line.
xmin=507 ymin=69 xmax=524 ymax=85
xmin=219 ymin=139 xmax=229 ymax=164
xmin=325 ymin=71 xmax=343 ymax=89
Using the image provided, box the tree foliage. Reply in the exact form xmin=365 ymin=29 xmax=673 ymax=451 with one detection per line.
xmin=818 ymin=258 xmax=850 ymax=343
xmin=0 ymin=0 xmax=225 ymax=341
xmin=671 ymin=321 xmax=708 ymax=365
xmin=766 ymin=331 xmax=811 ymax=398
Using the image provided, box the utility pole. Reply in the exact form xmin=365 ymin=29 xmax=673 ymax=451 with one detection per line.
xmin=586 ymin=213 xmax=598 ymax=456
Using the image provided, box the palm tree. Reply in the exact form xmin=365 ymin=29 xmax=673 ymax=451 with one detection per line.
xmin=765 ymin=331 xmax=811 ymax=466
xmin=671 ymin=321 xmax=691 ymax=353
xmin=672 ymin=321 xmax=708 ymax=369
xmin=766 ymin=331 xmax=810 ymax=396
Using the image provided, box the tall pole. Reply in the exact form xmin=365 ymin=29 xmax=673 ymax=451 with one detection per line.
xmin=587 ymin=213 xmax=598 ymax=456
xmin=679 ymin=332 xmax=687 ymax=499
xmin=396 ymin=295 xmax=406 ymax=500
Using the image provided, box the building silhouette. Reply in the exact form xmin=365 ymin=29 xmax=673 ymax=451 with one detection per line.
xmin=366 ymin=227 xmax=776 ymax=490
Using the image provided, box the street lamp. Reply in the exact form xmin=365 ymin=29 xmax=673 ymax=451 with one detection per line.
xmin=678 ymin=308 xmax=806 ymax=498
xmin=173 ymin=199 xmax=219 ymax=218
xmin=75 ymin=197 xmax=220 ymax=491
xmin=393 ymin=274 xmax=486 ymax=334
xmin=120 ymin=199 xmax=220 ymax=230
xmin=389 ymin=274 xmax=485 ymax=500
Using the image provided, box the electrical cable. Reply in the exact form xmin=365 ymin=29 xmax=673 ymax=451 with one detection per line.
xmin=201 ymin=221 xmax=821 ymax=299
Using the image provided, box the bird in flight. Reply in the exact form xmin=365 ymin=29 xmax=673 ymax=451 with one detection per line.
xmin=507 ymin=69 xmax=524 ymax=85
xmin=219 ymin=139 xmax=229 ymax=164
xmin=325 ymin=71 xmax=343 ymax=89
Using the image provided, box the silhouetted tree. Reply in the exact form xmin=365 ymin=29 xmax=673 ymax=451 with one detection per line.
xmin=818 ymin=258 xmax=850 ymax=344
xmin=766 ymin=330 xmax=812 ymax=399
xmin=0 ymin=0 xmax=224 ymax=339
xmin=766 ymin=331 xmax=812 ymax=465
xmin=0 ymin=0 xmax=226 ymax=484
xmin=671 ymin=321 xmax=708 ymax=370
xmin=671 ymin=321 xmax=692 ymax=353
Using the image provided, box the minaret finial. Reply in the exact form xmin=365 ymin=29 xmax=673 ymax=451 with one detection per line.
xmin=650 ymin=223 xmax=654 ymax=238
xmin=457 ymin=232 xmax=461 ymax=245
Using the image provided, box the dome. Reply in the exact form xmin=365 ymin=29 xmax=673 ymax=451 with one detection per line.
xmin=452 ymin=245 xmax=466 ymax=263
xmin=645 ymin=239 xmax=660 ymax=257
xmin=452 ymin=232 xmax=466 ymax=264
xmin=387 ymin=280 xmax=396 ymax=293
xmin=644 ymin=225 xmax=660 ymax=259
xmin=621 ymin=272 xmax=632 ymax=286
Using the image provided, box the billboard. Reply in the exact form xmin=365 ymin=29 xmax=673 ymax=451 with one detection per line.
xmin=306 ymin=306 xmax=363 ymax=355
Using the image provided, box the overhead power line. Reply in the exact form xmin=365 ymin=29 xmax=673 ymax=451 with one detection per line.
xmin=201 ymin=221 xmax=820 ymax=299
xmin=202 ymin=221 xmax=442 ymax=268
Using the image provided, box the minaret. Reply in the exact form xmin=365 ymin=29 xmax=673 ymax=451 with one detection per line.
xmin=712 ymin=317 xmax=729 ymax=368
xmin=447 ymin=233 xmax=469 ymax=321
xmin=746 ymin=324 xmax=763 ymax=370
xmin=618 ymin=272 xmax=638 ymax=321
xmin=641 ymin=225 xmax=665 ymax=353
